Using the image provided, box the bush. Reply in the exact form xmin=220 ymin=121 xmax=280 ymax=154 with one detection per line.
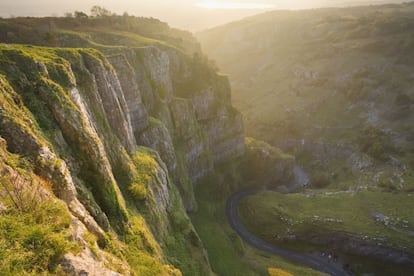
xmin=310 ymin=173 xmax=330 ymax=188
xmin=129 ymin=182 xmax=148 ymax=201
xmin=128 ymin=147 xmax=158 ymax=201
xmin=358 ymin=126 xmax=391 ymax=161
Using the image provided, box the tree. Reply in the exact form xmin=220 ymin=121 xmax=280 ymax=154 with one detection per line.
xmin=90 ymin=5 xmax=113 ymax=17
xmin=44 ymin=32 xmax=58 ymax=46
xmin=74 ymin=11 xmax=88 ymax=18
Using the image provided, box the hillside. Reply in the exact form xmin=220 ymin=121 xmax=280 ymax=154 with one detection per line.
xmin=197 ymin=2 xmax=414 ymax=275
xmin=198 ymin=2 xmax=414 ymax=192
xmin=0 ymin=14 xmax=246 ymax=275
xmin=0 ymin=12 xmax=325 ymax=276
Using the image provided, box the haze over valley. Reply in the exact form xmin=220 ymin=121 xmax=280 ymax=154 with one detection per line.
xmin=0 ymin=1 xmax=414 ymax=275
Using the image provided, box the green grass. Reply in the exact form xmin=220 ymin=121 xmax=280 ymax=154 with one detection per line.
xmin=0 ymin=209 xmax=76 ymax=275
xmin=0 ymin=173 xmax=79 ymax=275
xmin=163 ymin=184 xmax=213 ymax=276
xmin=128 ymin=147 xmax=159 ymax=201
xmin=239 ymin=190 xmax=414 ymax=251
xmin=123 ymin=215 xmax=181 ymax=276
xmin=191 ymin=181 xmax=325 ymax=276
xmin=0 ymin=142 xmax=79 ymax=275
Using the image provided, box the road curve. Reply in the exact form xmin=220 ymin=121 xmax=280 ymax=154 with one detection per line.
xmin=226 ymin=167 xmax=350 ymax=276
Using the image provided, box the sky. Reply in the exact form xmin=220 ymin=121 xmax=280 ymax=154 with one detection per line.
xmin=0 ymin=0 xmax=406 ymax=31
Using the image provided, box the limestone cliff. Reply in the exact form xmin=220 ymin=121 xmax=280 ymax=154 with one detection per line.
xmin=0 ymin=18 xmax=244 ymax=275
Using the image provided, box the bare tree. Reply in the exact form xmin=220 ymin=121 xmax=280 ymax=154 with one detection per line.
xmin=0 ymin=174 xmax=45 ymax=213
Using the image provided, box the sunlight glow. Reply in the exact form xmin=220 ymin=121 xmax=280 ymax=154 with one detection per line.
xmin=195 ymin=1 xmax=276 ymax=10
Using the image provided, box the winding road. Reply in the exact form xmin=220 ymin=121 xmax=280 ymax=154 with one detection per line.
xmin=226 ymin=167 xmax=350 ymax=276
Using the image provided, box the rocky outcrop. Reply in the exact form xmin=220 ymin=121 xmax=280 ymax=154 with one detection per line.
xmin=0 ymin=76 xmax=108 ymax=238
xmin=80 ymin=52 xmax=136 ymax=154
xmin=170 ymin=98 xmax=213 ymax=181
xmin=136 ymin=119 xmax=177 ymax=175
xmin=0 ymin=38 xmax=244 ymax=274
xmin=61 ymin=216 xmax=127 ymax=276
xmin=103 ymin=46 xmax=245 ymax=210
xmin=243 ymin=138 xmax=294 ymax=187
xmin=306 ymin=232 xmax=414 ymax=268
xmin=107 ymin=53 xmax=149 ymax=134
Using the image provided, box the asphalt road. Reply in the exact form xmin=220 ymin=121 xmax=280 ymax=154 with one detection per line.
xmin=226 ymin=167 xmax=350 ymax=276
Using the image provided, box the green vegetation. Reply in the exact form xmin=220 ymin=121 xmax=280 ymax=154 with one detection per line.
xmin=309 ymin=172 xmax=331 ymax=189
xmin=358 ymin=126 xmax=393 ymax=161
xmin=0 ymin=41 xmax=199 ymax=274
xmin=0 ymin=203 xmax=76 ymax=275
xmin=239 ymin=190 xmax=414 ymax=250
xmin=198 ymin=5 xmax=414 ymax=273
xmin=0 ymin=161 xmax=78 ymax=275
xmin=0 ymin=44 xmax=132 ymax=227
xmin=197 ymin=3 xmax=414 ymax=158
xmin=128 ymin=148 xmax=158 ymax=201
xmin=163 ymin=184 xmax=212 ymax=276
xmin=0 ymin=11 xmax=200 ymax=55
xmin=123 ymin=215 xmax=181 ymax=276
xmin=243 ymin=138 xmax=294 ymax=187
xmin=191 ymin=177 xmax=325 ymax=276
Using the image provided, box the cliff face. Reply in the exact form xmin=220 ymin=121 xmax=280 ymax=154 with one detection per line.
xmin=0 ymin=36 xmax=244 ymax=275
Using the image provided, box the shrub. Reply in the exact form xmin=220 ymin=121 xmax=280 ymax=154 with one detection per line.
xmin=310 ymin=172 xmax=330 ymax=188
xmin=358 ymin=126 xmax=391 ymax=161
xmin=129 ymin=182 xmax=148 ymax=201
xmin=128 ymin=147 xmax=158 ymax=201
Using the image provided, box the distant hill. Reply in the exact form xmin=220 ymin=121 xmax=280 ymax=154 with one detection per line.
xmin=197 ymin=4 xmax=414 ymax=273
xmin=0 ymin=14 xmax=201 ymax=55
xmin=198 ymin=1 xmax=414 ymax=190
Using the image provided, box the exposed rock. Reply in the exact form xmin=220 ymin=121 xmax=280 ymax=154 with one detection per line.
xmin=306 ymin=232 xmax=414 ymax=268
xmin=0 ymin=201 xmax=6 ymax=213
xmin=204 ymin=106 xmax=245 ymax=163
xmin=0 ymin=40 xmax=245 ymax=275
xmin=37 ymin=61 xmax=49 ymax=75
xmin=39 ymin=80 xmax=128 ymax=225
xmin=348 ymin=152 xmax=372 ymax=171
xmin=139 ymin=47 xmax=174 ymax=104
xmin=81 ymin=52 xmax=136 ymax=154
xmin=244 ymin=138 xmax=295 ymax=187
xmin=0 ymin=79 xmax=107 ymax=238
xmin=169 ymin=98 xmax=214 ymax=182
xmin=191 ymin=87 xmax=218 ymax=121
xmin=61 ymin=217 xmax=127 ymax=276
xmin=137 ymin=120 xmax=177 ymax=175
xmin=107 ymin=52 xmax=149 ymax=134
xmin=140 ymin=150 xmax=172 ymax=239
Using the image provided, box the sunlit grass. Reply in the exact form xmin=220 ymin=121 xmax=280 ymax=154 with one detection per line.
xmin=239 ymin=190 xmax=414 ymax=249
xmin=191 ymin=182 xmax=325 ymax=276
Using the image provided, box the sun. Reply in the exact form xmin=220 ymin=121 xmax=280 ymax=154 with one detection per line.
xmin=195 ymin=1 xmax=275 ymax=10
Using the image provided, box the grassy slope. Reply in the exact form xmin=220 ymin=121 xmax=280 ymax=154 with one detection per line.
xmin=239 ymin=190 xmax=414 ymax=275
xmin=0 ymin=139 xmax=79 ymax=275
xmin=0 ymin=15 xmax=200 ymax=55
xmin=191 ymin=181 xmax=325 ymax=276
xmin=240 ymin=190 xmax=414 ymax=249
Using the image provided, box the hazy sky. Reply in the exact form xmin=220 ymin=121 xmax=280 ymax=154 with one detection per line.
xmin=0 ymin=0 xmax=405 ymax=31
